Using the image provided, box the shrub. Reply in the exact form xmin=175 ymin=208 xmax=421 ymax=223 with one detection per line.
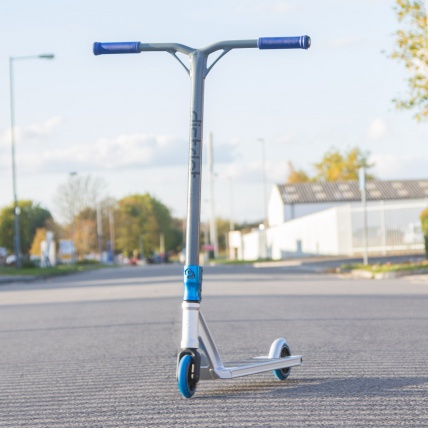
xmin=77 ymin=259 xmax=100 ymax=266
xmin=420 ymin=208 xmax=428 ymax=258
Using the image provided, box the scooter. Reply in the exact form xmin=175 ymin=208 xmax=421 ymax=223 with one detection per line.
xmin=93 ymin=34 xmax=311 ymax=398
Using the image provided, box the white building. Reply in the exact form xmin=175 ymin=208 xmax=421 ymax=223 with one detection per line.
xmin=230 ymin=179 xmax=428 ymax=260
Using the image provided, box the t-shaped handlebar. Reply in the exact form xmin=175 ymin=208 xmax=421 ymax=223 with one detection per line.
xmin=93 ymin=36 xmax=311 ymax=56
xmin=93 ymin=35 xmax=310 ymax=267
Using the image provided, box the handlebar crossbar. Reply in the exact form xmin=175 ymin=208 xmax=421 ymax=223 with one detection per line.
xmin=93 ymin=34 xmax=310 ymax=267
xmin=93 ymin=36 xmax=311 ymax=56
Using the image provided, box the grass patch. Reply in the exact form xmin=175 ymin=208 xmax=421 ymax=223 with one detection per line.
xmin=0 ymin=262 xmax=113 ymax=277
xmin=210 ymin=258 xmax=272 ymax=265
xmin=341 ymin=260 xmax=428 ymax=273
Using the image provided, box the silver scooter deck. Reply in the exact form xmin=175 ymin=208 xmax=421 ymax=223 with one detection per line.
xmin=198 ymin=312 xmax=302 ymax=380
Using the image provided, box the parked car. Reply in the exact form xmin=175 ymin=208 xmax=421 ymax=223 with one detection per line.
xmin=0 ymin=247 xmax=7 ymax=266
xmin=5 ymin=254 xmax=17 ymax=266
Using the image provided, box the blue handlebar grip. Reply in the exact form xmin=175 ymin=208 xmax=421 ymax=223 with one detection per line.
xmin=93 ymin=42 xmax=140 ymax=55
xmin=258 ymin=36 xmax=311 ymax=50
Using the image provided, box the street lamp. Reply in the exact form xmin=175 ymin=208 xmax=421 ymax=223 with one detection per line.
xmin=258 ymin=138 xmax=268 ymax=259
xmin=207 ymin=132 xmax=218 ymax=258
xmin=9 ymin=53 xmax=55 ymax=268
xmin=227 ymin=176 xmax=235 ymax=232
xmin=359 ymin=167 xmax=369 ymax=265
xmin=257 ymin=138 xmax=268 ymax=227
xmin=69 ymin=171 xmax=77 ymax=265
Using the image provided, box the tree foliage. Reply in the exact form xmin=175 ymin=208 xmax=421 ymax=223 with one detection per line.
xmin=54 ymin=174 xmax=108 ymax=224
xmin=391 ymin=0 xmax=428 ymax=121
xmin=73 ymin=207 xmax=99 ymax=258
xmin=313 ymin=147 xmax=374 ymax=182
xmin=286 ymin=161 xmax=311 ymax=183
xmin=53 ymin=173 xmax=183 ymax=259
xmin=0 ymin=200 xmax=53 ymax=255
xmin=286 ymin=147 xmax=375 ymax=183
xmin=115 ymin=194 xmax=182 ymax=258
xmin=30 ymin=228 xmax=46 ymax=257
xmin=215 ymin=217 xmax=232 ymax=252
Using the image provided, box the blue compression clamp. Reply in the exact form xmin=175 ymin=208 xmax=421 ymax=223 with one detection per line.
xmin=258 ymin=35 xmax=311 ymax=50
xmin=93 ymin=42 xmax=140 ymax=55
xmin=183 ymin=265 xmax=203 ymax=302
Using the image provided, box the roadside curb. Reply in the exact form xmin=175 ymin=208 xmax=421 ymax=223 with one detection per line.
xmin=0 ymin=266 xmax=117 ymax=286
xmin=0 ymin=275 xmax=39 ymax=285
xmin=253 ymin=260 xmax=302 ymax=268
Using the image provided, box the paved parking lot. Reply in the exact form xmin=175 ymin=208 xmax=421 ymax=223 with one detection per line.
xmin=1 ymin=265 xmax=427 ymax=427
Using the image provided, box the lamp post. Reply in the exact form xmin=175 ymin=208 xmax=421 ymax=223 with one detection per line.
xmin=257 ymin=138 xmax=268 ymax=259
xmin=207 ymin=132 xmax=218 ymax=258
xmin=227 ymin=176 xmax=235 ymax=232
xmin=257 ymin=138 xmax=268 ymax=227
xmin=9 ymin=53 xmax=55 ymax=268
xmin=359 ymin=167 xmax=369 ymax=265
xmin=69 ymin=171 xmax=77 ymax=265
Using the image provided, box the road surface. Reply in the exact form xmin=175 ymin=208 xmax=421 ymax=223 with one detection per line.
xmin=1 ymin=264 xmax=427 ymax=427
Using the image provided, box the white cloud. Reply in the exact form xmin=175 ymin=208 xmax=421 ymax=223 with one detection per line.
xmin=212 ymin=138 xmax=240 ymax=164
xmin=10 ymin=127 xmax=195 ymax=173
xmin=272 ymin=132 xmax=298 ymax=146
xmin=273 ymin=2 xmax=296 ymax=14
xmin=1 ymin=117 xmax=243 ymax=174
xmin=367 ymin=118 xmax=388 ymax=140
xmin=217 ymin=159 xmax=287 ymax=184
xmin=25 ymin=116 xmax=63 ymax=140
xmin=35 ymin=133 xmax=189 ymax=173
xmin=0 ymin=116 xmax=63 ymax=171
xmin=370 ymin=153 xmax=428 ymax=179
xmin=0 ymin=116 xmax=63 ymax=147
xmin=233 ymin=0 xmax=296 ymax=15
xmin=327 ymin=37 xmax=361 ymax=49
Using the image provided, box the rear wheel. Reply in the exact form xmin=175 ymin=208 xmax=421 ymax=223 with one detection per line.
xmin=273 ymin=343 xmax=291 ymax=381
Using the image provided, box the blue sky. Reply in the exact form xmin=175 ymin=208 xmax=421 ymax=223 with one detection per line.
xmin=0 ymin=0 xmax=427 ymax=223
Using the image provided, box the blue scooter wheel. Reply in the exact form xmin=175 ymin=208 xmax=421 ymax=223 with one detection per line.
xmin=178 ymin=354 xmax=197 ymax=398
xmin=273 ymin=343 xmax=292 ymax=381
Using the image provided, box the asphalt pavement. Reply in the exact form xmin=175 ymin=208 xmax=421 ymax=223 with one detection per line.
xmin=1 ymin=264 xmax=427 ymax=427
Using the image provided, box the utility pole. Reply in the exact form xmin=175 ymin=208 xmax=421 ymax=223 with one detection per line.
xmin=228 ymin=177 xmax=235 ymax=232
xmin=258 ymin=138 xmax=268 ymax=227
xmin=109 ymin=207 xmax=115 ymax=262
xmin=9 ymin=53 xmax=55 ymax=267
xmin=359 ymin=167 xmax=369 ymax=265
xmin=97 ymin=202 xmax=103 ymax=260
xmin=207 ymin=132 xmax=218 ymax=258
xmin=258 ymin=138 xmax=268 ymax=259
xmin=69 ymin=171 xmax=77 ymax=265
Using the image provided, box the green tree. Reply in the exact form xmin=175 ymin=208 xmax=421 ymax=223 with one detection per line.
xmin=151 ymin=197 xmax=182 ymax=252
xmin=115 ymin=194 xmax=181 ymax=258
xmin=0 ymin=200 xmax=53 ymax=255
xmin=391 ymin=0 xmax=428 ymax=121
xmin=313 ymin=147 xmax=374 ymax=182
xmin=72 ymin=207 xmax=98 ymax=258
xmin=215 ymin=217 xmax=232 ymax=253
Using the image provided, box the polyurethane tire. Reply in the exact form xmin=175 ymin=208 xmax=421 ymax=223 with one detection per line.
xmin=177 ymin=354 xmax=197 ymax=398
xmin=273 ymin=343 xmax=291 ymax=381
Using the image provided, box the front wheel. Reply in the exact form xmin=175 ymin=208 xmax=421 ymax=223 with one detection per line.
xmin=272 ymin=342 xmax=292 ymax=381
xmin=177 ymin=354 xmax=197 ymax=398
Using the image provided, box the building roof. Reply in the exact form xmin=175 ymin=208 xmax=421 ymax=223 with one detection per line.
xmin=277 ymin=179 xmax=428 ymax=204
